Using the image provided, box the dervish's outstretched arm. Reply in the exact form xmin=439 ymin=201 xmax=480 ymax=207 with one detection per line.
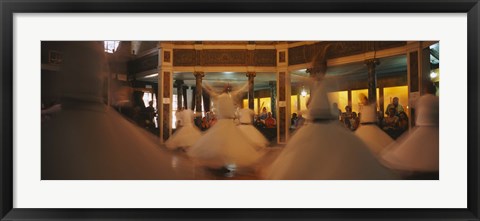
xmin=231 ymin=82 xmax=249 ymax=100
xmin=202 ymin=82 xmax=220 ymax=99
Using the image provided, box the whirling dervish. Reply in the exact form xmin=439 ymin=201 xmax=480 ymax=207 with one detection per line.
xmin=354 ymin=104 xmax=394 ymax=156
xmin=236 ymin=108 xmax=270 ymax=149
xmin=187 ymin=82 xmax=263 ymax=169
xmin=380 ymin=83 xmax=439 ymax=177
xmin=41 ymin=42 xmax=205 ymax=180
xmin=165 ymin=107 xmax=202 ymax=151
xmin=265 ymin=49 xmax=397 ymax=180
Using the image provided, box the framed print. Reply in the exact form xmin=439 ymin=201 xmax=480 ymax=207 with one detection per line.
xmin=1 ymin=0 xmax=479 ymax=220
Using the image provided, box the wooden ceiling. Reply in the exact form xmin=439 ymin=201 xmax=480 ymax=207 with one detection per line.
xmin=164 ymin=41 xmax=289 ymax=45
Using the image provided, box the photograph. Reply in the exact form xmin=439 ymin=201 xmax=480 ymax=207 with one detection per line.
xmin=40 ymin=40 xmax=440 ymax=180
xmin=2 ymin=1 xmax=478 ymax=219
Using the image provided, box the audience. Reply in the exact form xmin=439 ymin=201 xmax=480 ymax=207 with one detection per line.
xmin=290 ymin=113 xmax=298 ymax=129
xmin=265 ymin=112 xmax=277 ymax=128
xmin=382 ymin=107 xmax=400 ymax=138
xmin=295 ymin=112 xmax=306 ymax=129
xmin=386 ymin=97 xmax=405 ymax=115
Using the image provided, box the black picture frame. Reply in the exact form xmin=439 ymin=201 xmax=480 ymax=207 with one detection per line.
xmin=1 ymin=0 xmax=479 ymax=220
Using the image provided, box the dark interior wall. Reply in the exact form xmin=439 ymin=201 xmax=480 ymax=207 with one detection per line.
xmin=139 ymin=41 xmax=158 ymax=53
xmin=41 ymin=70 xmax=62 ymax=106
xmin=255 ymin=89 xmax=272 ymax=98
xmin=107 ymin=41 xmax=133 ymax=76
xmin=41 ymin=42 xmax=69 ymax=105
xmin=41 ymin=41 xmax=70 ymax=64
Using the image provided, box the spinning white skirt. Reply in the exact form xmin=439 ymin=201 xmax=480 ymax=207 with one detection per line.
xmin=165 ymin=109 xmax=202 ymax=150
xmin=380 ymin=126 xmax=439 ymax=172
xmin=354 ymin=105 xmax=393 ymax=156
xmin=187 ymin=119 xmax=263 ymax=168
xmin=237 ymin=124 xmax=269 ymax=149
xmin=266 ymin=121 xmax=397 ymax=180
xmin=380 ymin=94 xmax=439 ymax=172
xmin=41 ymin=42 xmax=203 ymax=180
xmin=355 ymin=125 xmax=394 ymax=156
xmin=42 ymin=106 xmax=204 ymax=180
xmin=165 ymin=125 xmax=202 ymax=150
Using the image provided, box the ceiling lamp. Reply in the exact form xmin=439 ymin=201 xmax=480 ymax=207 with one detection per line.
xmin=301 ymin=86 xmax=307 ymax=97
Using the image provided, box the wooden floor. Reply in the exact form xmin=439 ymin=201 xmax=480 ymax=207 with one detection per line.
xmin=164 ymin=146 xmax=284 ymax=180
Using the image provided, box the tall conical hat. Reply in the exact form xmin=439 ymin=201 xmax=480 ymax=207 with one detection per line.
xmin=415 ymin=94 xmax=439 ymax=126
xmin=308 ymin=81 xmax=336 ymax=120
xmin=60 ymin=41 xmax=107 ymax=104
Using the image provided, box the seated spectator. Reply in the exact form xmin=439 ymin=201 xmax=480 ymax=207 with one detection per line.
xmin=254 ymin=115 xmax=265 ymax=129
xmin=290 ymin=113 xmax=298 ymax=129
xmin=295 ymin=112 xmax=306 ymax=129
xmin=265 ymin=112 xmax=276 ymax=128
xmin=341 ymin=105 xmax=353 ymax=129
xmin=383 ymin=107 xmax=400 ymax=138
xmin=386 ymin=97 xmax=405 ymax=116
xmin=349 ymin=112 xmax=360 ymax=131
xmin=397 ymin=111 xmax=409 ymax=135
xmin=258 ymin=107 xmax=268 ymax=120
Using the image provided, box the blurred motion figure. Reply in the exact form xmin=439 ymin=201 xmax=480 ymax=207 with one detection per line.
xmin=41 ymin=42 xmax=202 ymax=180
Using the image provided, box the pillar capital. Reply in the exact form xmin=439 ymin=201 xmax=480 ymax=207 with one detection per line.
xmin=246 ymin=72 xmax=256 ymax=78
xmin=364 ymin=58 xmax=380 ymax=66
xmin=193 ymin=71 xmax=205 ymax=78
xmin=174 ymin=80 xmax=184 ymax=87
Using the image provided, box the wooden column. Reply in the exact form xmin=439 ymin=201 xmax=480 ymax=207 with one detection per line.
xmin=420 ymin=47 xmax=432 ymax=95
xmin=246 ymin=72 xmax=256 ymax=109
xmin=193 ymin=71 xmax=204 ymax=119
xmin=159 ymin=70 xmax=172 ymax=142
xmin=297 ymin=94 xmax=301 ymax=113
xmin=159 ymin=42 xmax=174 ymax=143
xmin=276 ymin=43 xmax=289 ymax=144
xmin=202 ymin=90 xmax=211 ymax=112
xmin=269 ymin=81 xmax=277 ymax=118
xmin=407 ymin=42 xmax=421 ymax=128
xmin=379 ymin=85 xmax=385 ymax=114
xmin=277 ymin=72 xmax=287 ymax=143
xmin=182 ymin=85 xmax=188 ymax=109
xmin=365 ymin=58 xmax=380 ymax=105
xmin=174 ymin=80 xmax=184 ymax=110
xmin=347 ymin=89 xmax=352 ymax=108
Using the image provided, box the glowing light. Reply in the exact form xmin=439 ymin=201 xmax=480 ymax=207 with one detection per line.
xmin=301 ymin=90 xmax=307 ymax=97
xmin=144 ymin=73 xmax=158 ymax=78
xmin=104 ymin=41 xmax=120 ymax=53
xmin=430 ymin=71 xmax=438 ymax=79
xmin=226 ymin=163 xmax=237 ymax=171
xmin=301 ymin=86 xmax=307 ymax=97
